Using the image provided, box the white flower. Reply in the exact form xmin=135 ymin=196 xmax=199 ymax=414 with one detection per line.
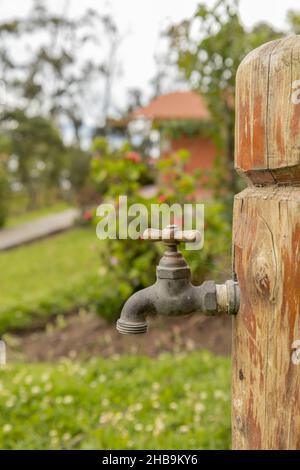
xmin=5 ymin=398 xmax=15 ymax=408
xmin=44 ymin=383 xmax=53 ymax=392
xmin=134 ymin=423 xmax=143 ymax=432
xmin=3 ymin=424 xmax=12 ymax=433
xmin=41 ymin=373 xmax=50 ymax=383
xmin=152 ymin=382 xmax=160 ymax=391
xmin=99 ymin=412 xmax=113 ymax=425
xmin=150 ymin=393 xmax=158 ymax=401
xmin=214 ymin=390 xmax=227 ymax=400
xmin=179 ymin=425 xmax=189 ymax=433
xmin=63 ymin=395 xmax=74 ymax=404
xmin=153 ymin=416 xmax=165 ymax=436
xmin=133 ymin=403 xmax=143 ymax=411
xmin=24 ymin=375 xmax=33 ymax=385
xmin=169 ymin=402 xmax=178 ymax=410
xmin=194 ymin=402 xmax=205 ymax=413
xmin=31 ymin=386 xmax=41 ymax=395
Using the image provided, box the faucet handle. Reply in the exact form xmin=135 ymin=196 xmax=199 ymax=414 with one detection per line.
xmin=143 ymin=224 xmax=200 ymax=245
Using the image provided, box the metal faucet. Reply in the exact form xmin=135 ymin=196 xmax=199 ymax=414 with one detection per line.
xmin=116 ymin=225 xmax=239 ymax=335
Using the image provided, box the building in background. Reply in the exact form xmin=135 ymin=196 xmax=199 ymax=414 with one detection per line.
xmin=129 ymin=91 xmax=216 ymax=176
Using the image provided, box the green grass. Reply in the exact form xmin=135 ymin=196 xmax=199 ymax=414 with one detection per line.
xmin=0 ymin=351 xmax=231 ymax=450
xmin=0 ymin=228 xmax=102 ymax=333
xmin=6 ymin=202 xmax=73 ymax=228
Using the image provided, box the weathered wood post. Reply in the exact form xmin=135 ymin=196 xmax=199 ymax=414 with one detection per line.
xmin=232 ymin=36 xmax=300 ymax=449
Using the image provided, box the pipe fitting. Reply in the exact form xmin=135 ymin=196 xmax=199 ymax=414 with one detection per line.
xmin=216 ymin=280 xmax=240 ymax=315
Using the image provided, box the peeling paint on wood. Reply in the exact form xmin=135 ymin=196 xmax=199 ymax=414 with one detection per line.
xmin=235 ymin=36 xmax=300 ymax=183
xmin=232 ymin=188 xmax=300 ymax=449
xmin=233 ymin=37 xmax=300 ymax=449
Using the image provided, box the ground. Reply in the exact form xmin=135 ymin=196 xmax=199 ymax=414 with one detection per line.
xmin=6 ymin=311 xmax=232 ymax=362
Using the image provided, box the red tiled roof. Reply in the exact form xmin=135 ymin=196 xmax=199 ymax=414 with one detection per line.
xmin=130 ymin=91 xmax=210 ymax=121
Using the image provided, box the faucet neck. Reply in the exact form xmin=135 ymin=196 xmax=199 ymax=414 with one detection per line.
xmin=157 ymin=243 xmax=191 ymax=280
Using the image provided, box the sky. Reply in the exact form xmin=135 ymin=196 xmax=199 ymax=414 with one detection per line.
xmin=0 ymin=0 xmax=300 ymax=110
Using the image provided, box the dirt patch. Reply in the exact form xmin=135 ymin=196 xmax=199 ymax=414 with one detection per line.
xmin=6 ymin=311 xmax=232 ymax=362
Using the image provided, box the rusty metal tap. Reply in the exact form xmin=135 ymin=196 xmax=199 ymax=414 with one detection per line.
xmin=116 ymin=225 xmax=239 ymax=335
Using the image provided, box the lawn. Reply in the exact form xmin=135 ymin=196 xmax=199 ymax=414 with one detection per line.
xmin=0 ymin=351 xmax=231 ymax=450
xmin=0 ymin=228 xmax=102 ymax=333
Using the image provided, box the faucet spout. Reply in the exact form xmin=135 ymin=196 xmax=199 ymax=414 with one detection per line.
xmin=116 ymin=278 xmax=238 ymax=335
xmin=116 ymin=286 xmax=156 ymax=334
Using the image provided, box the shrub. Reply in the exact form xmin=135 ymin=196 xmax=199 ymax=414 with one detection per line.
xmin=91 ymin=138 xmax=231 ymax=322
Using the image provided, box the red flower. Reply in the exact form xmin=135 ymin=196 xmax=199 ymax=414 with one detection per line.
xmin=158 ymin=194 xmax=167 ymax=203
xmin=125 ymin=151 xmax=141 ymax=163
xmin=83 ymin=210 xmax=93 ymax=221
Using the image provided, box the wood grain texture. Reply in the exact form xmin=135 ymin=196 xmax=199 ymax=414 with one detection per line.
xmin=235 ymin=36 xmax=300 ymax=183
xmin=233 ymin=37 xmax=300 ymax=448
xmin=232 ymin=186 xmax=300 ymax=449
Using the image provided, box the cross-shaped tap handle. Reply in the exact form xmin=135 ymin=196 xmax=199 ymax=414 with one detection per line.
xmin=142 ymin=224 xmax=201 ymax=245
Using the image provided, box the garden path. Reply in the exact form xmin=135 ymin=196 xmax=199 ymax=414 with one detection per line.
xmin=0 ymin=208 xmax=80 ymax=251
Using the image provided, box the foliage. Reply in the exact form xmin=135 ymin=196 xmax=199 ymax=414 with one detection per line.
xmin=0 ymin=160 xmax=9 ymax=228
xmin=0 ymin=110 xmax=90 ymax=210
xmin=157 ymin=119 xmax=218 ymax=140
xmin=0 ymin=110 xmax=65 ymax=209
xmin=0 ymin=0 xmax=121 ymax=141
xmin=286 ymin=10 xmax=300 ymax=34
xmin=0 ymin=228 xmax=102 ymax=334
xmin=64 ymin=146 xmax=91 ymax=195
xmin=0 ymin=351 xmax=230 ymax=450
xmin=167 ymin=0 xmax=282 ymax=195
xmin=91 ymin=139 xmax=158 ymax=310
xmin=91 ymin=139 xmax=231 ymax=321
xmin=91 ymin=138 xmax=151 ymax=200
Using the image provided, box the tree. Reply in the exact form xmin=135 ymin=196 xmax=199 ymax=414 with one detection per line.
xmin=0 ymin=155 xmax=9 ymax=227
xmin=0 ymin=0 xmax=122 ymax=144
xmin=167 ymin=0 xmax=281 ymax=196
xmin=0 ymin=110 xmax=66 ymax=208
xmin=126 ymin=88 xmax=144 ymax=114
xmin=0 ymin=109 xmax=92 ymax=209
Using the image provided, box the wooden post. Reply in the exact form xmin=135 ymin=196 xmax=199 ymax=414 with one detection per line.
xmin=232 ymin=37 xmax=300 ymax=450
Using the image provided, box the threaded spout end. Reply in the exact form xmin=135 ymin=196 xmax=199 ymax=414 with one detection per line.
xmin=116 ymin=319 xmax=148 ymax=335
